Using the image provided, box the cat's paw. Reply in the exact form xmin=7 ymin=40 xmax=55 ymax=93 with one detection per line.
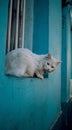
xmin=38 ymin=75 xmax=44 ymax=80
xmin=35 ymin=71 xmax=44 ymax=80
xmin=40 ymin=76 xmax=44 ymax=80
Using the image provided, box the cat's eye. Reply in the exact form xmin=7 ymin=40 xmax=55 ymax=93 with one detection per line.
xmin=47 ymin=62 xmax=50 ymax=65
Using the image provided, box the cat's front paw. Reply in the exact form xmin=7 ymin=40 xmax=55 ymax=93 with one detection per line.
xmin=40 ymin=76 xmax=44 ymax=80
xmin=35 ymin=71 xmax=44 ymax=80
xmin=38 ymin=75 xmax=44 ymax=80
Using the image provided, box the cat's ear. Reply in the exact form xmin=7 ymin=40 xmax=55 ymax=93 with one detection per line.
xmin=45 ymin=54 xmax=51 ymax=59
xmin=57 ymin=61 xmax=61 ymax=65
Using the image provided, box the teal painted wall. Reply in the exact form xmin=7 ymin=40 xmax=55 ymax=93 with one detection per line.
xmin=0 ymin=0 xmax=61 ymax=130
xmin=48 ymin=0 xmax=62 ymax=126
xmin=71 ymin=31 xmax=72 ymax=78
xmin=62 ymin=5 xmax=71 ymax=103
xmin=33 ymin=0 xmax=49 ymax=54
xmin=24 ymin=0 xmax=34 ymax=50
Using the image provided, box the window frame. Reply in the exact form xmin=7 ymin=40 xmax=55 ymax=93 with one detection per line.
xmin=6 ymin=0 xmax=26 ymax=54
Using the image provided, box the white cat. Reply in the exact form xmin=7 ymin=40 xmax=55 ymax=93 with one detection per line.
xmin=5 ymin=48 xmax=61 ymax=79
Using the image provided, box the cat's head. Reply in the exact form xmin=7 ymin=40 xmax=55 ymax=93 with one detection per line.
xmin=44 ymin=54 xmax=61 ymax=73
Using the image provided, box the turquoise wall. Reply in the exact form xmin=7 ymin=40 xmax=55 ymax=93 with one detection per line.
xmin=33 ymin=0 xmax=49 ymax=54
xmin=24 ymin=0 xmax=34 ymax=50
xmin=0 ymin=0 xmax=62 ymax=130
xmin=71 ymin=31 xmax=72 ymax=78
xmin=62 ymin=5 xmax=71 ymax=103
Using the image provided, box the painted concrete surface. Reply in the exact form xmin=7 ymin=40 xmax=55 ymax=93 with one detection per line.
xmin=0 ymin=0 xmax=62 ymax=130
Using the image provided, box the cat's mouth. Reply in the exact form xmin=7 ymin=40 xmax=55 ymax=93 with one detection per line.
xmin=47 ymin=69 xmax=55 ymax=73
xmin=44 ymin=69 xmax=52 ymax=73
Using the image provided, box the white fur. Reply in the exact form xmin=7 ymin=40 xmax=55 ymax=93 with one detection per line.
xmin=5 ymin=48 xmax=61 ymax=79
